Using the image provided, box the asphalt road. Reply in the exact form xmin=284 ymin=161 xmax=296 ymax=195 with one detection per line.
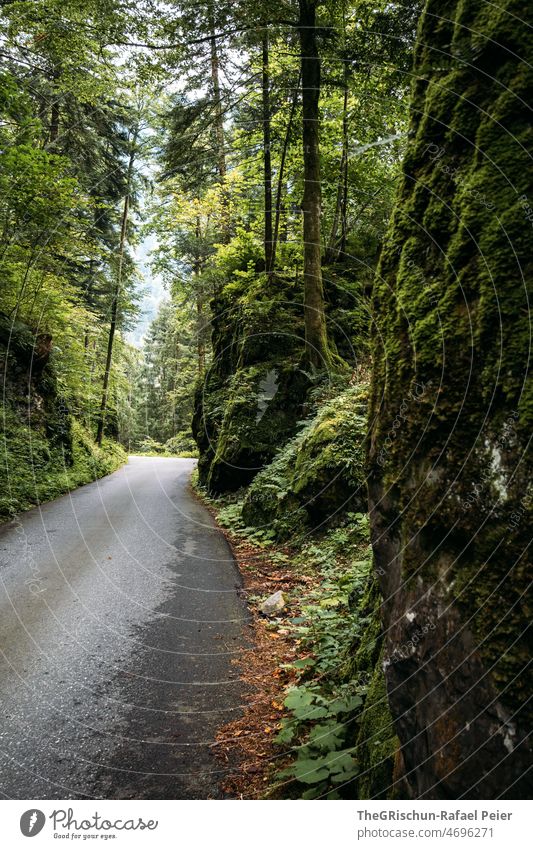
xmin=0 ymin=457 xmax=249 ymax=799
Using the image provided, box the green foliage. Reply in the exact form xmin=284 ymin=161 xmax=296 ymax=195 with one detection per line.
xmin=151 ymin=0 xmax=408 ymax=494
xmin=279 ymin=531 xmax=397 ymax=801
xmin=205 ymin=478 xmax=383 ymax=799
xmin=125 ymin=300 xmax=200 ymax=451
xmin=204 ymin=431 xmax=396 ymax=799
xmin=355 ymin=654 xmax=399 ymax=800
xmin=135 ymin=431 xmax=198 ymax=458
xmin=242 ymin=384 xmax=368 ymax=539
xmin=163 ymin=432 xmax=198 ymax=457
xmin=0 ymin=2 xmax=143 ymax=449
xmin=270 ymin=516 xmax=374 ymax=798
xmin=0 ymin=412 xmax=125 ymax=521
xmin=192 ymin=247 xmax=371 ymax=494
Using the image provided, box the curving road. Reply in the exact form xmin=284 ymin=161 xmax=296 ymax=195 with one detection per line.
xmin=0 ymin=457 xmax=248 ymax=799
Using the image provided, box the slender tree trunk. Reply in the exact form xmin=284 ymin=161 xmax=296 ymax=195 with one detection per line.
xmin=49 ymin=98 xmax=60 ymax=144
xmin=279 ymin=197 xmax=288 ymax=243
xmin=49 ymin=68 xmax=60 ymax=145
xmin=272 ymin=71 xmax=300 ymax=272
xmin=207 ymin=0 xmax=230 ymax=247
xmin=339 ymin=5 xmax=349 ymax=256
xmin=207 ymin=0 xmax=226 ymax=180
xmin=196 ymin=298 xmax=206 ymax=377
xmin=339 ymin=100 xmax=349 ymax=256
xmin=326 ymin=70 xmax=349 ymax=262
xmin=262 ymin=28 xmax=274 ymax=277
xmin=84 ymin=260 xmax=94 ymax=351
xmin=96 ymin=130 xmax=138 ymax=445
xmin=194 ymin=214 xmax=206 ymax=377
xmin=89 ymin=338 xmax=97 ymax=378
xmin=298 ymin=0 xmax=330 ymax=368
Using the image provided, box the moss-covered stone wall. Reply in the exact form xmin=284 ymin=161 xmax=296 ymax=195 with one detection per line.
xmin=193 ymin=262 xmax=368 ymax=493
xmin=367 ymin=0 xmax=532 ymax=798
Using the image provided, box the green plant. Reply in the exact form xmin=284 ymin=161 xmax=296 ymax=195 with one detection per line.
xmin=241 ymin=384 xmax=368 ymax=540
xmin=267 ymin=515 xmax=374 ymax=798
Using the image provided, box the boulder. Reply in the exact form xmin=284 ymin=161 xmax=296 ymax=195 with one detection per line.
xmin=260 ymin=590 xmax=287 ymax=617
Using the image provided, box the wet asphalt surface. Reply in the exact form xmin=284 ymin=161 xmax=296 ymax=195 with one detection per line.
xmin=0 ymin=457 xmax=249 ymax=799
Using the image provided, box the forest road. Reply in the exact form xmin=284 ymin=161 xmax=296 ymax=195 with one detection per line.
xmin=0 ymin=457 xmax=249 ymax=799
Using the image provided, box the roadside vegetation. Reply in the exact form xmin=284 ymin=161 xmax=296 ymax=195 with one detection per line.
xmin=0 ymin=414 xmax=126 ymax=521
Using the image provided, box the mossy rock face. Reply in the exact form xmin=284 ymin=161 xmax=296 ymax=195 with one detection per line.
xmin=0 ymin=317 xmax=72 ymax=463
xmin=206 ymin=363 xmax=312 ymax=493
xmin=242 ymin=385 xmax=368 ymax=539
xmin=323 ymin=267 xmax=372 ymax=363
xmin=193 ymin=255 xmax=372 ymax=492
xmin=368 ymin=0 xmax=532 ymax=798
xmin=193 ymin=271 xmax=308 ymax=490
xmin=341 ymin=575 xmax=401 ymax=800
xmin=0 ymin=318 xmax=125 ymax=519
xmin=356 ymin=655 xmax=399 ymax=800
xmin=292 ymin=386 xmax=367 ymax=524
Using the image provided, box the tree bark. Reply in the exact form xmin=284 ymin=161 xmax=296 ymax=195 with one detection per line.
xmin=207 ymin=0 xmax=226 ymax=180
xmin=207 ymin=0 xmax=230 ymax=245
xmin=84 ymin=259 xmax=94 ymax=352
xmin=272 ymin=71 xmax=300 ymax=272
xmin=96 ymin=128 xmax=138 ymax=445
xmin=298 ymin=0 xmax=330 ymax=369
xmin=339 ymin=87 xmax=349 ymax=256
xmin=49 ymin=97 xmax=60 ymax=144
xmin=194 ymin=214 xmax=206 ymax=377
xmin=326 ymin=69 xmax=349 ymax=262
xmin=262 ymin=28 xmax=273 ymax=277
xmin=196 ymin=298 xmax=206 ymax=377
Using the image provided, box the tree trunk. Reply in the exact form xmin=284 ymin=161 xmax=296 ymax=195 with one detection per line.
xmin=326 ymin=69 xmax=349 ymax=262
xmin=262 ymin=28 xmax=273 ymax=277
xmin=96 ymin=129 xmax=138 ymax=445
xmin=84 ymin=259 xmax=94 ymax=352
xmin=194 ymin=214 xmax=206 ymax=377
xmin=272 ymin=71 xmax=300 ymax=272
xmin=298 ymin=0 xmax=330 ymax=369
xmin=49 ymin=97 xmax=60 ymax=145
xmin=207 ymin=0 xmax=226 ymax=180
xmin=48 ymin=68 xmax=60 ymax=146
xmin=207 ymin=0 xmax=230 ymax=246
xmin=196 ymin=297 xmax=206 ymax=377
xmin=367 ymin=0 xmax=532 ymax=798
xmin=339 ymin=91 xmax=349 ymax=256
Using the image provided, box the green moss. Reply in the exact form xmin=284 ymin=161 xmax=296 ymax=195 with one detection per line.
xmin=367 ymin=0 xmax=532 ymax=793
xmin=339 ymin=575 xmax=400 ymax=800
xmin=206 ymin=362 xmax=313 ymax=493
xmin=241 ymin=384 xmax=368 ymax=539
xmin=193 ymin=255 xmax=371 ymax=492
xmin=356 ymin=656 xmax=399 ymax=800
xmin=0 ymin=331 xmax=126 ymax=521
xmin=0 ymin=411 xmax=126 ymax=521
